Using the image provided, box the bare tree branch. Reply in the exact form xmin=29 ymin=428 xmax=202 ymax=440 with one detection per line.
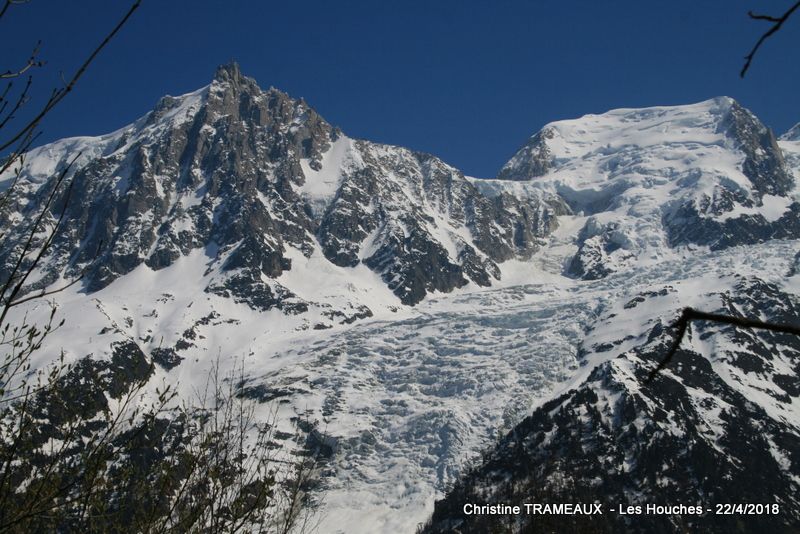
xmin=7 ymin=267 xmax=84 ymax=308
xmin=0 ymin=0 xmax=141 ymax=153
xmin=0 ymin=0 xmax=30 ymax=21
xmin=0 ymin=76 xmax=32 ymax=134
xmin=0 ymin=41 xmax=43 ymax=79
xmin=646 ymin=307 xmax=800 ymax=382
xmin=741 ymin=0 xmax=800 ymax=77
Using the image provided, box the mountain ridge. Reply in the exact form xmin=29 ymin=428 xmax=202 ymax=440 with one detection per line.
xmin=2 ymin=63 xmax=799 ymax=533
xmin=0 ymin=63 xmax=566 ymax=318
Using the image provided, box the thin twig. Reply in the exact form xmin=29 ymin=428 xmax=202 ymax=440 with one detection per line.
xmin=0 ymin=41 xmax=43 ymax=79
xmin=0 ymin=1 xmax=141 ymax=153
xmin=7 ymin=239 xmax=103 ymax=309
xmin=741 ymin=0 xmax=800 ymax=77
xmin=646 ymin=307 xmax=800 ymax=382
xmin=0 ymin=76 xmax=32 ymax=131
xmin=0 ymin=0 xmax=30 ymax=21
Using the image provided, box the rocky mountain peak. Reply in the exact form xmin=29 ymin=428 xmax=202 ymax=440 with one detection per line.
xmin=213 ymin=61 xmax=244 ymax=84
xmin=718 ymin=99 xmax=792 ymax=196
xmin=0 ymin=64 xmax=563 ymax=320
xmin=496 ymin=126 xmax=556 ymax=181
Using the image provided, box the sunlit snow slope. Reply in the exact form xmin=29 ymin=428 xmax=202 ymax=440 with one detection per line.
xmin=2 ymin=65 xmax=799 ymax=533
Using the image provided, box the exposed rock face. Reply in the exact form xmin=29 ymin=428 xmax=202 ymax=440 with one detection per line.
xmin=567 ymin=219 xmax=635 ymax=280
xmin=722 ymin=101 xmax=793 ymax=196
xmin=496 ymin=127 xmax=556 ymax=180
xmin=0 ymin=62 xmax=562 ymax=311
xmin=664 ymin=201 xmax=800 ymax=250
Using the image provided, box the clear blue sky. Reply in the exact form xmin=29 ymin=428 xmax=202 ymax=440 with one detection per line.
xmin=3 ymin=0 xmax=799 ymax=177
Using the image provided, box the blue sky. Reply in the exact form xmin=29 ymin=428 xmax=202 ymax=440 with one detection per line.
xmin=3 ymin=0 xmax=799 ymax=177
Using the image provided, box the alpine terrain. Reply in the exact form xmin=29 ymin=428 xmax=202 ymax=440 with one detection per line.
xmin=1 ymin=63 xmax=798 ymax=533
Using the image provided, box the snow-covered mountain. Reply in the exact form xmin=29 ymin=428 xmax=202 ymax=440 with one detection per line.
xmin=492 ymin=97 xmax=800 ymax=279
xmin=425 ymin=108 xmax=800 ymax=532
xmin=1 ymin=64 xmax=799 ymax=533
xmin=0 ymin=63 xmax=563 ymax=320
